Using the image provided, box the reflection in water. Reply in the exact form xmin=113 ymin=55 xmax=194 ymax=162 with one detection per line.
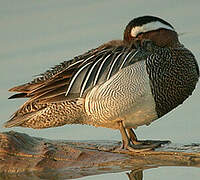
xmin=1 ymin=131 xmax=200 ymax=180
xmin=127 ymin=170 xmax=143 ymax=180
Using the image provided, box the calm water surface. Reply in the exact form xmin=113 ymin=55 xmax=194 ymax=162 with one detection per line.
xmin=0 ymin=0 xmax=200 ymax=179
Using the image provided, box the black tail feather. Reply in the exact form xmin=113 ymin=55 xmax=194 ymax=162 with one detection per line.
xmin=8 ymin=93 xmax=28 ymax=99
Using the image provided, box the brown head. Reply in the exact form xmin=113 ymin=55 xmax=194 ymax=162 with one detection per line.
xmin=124 ymin=16 xmax=179 ymax=48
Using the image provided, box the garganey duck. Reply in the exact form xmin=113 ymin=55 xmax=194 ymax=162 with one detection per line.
xmin=5 ymin=16 xmax=199 ymax=151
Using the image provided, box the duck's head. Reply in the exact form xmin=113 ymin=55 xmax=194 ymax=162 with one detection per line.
xmin=124 ymin=15 xmax=179 ymax=48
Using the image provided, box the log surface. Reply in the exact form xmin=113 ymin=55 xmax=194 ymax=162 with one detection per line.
xmin=0 ymin=131 xmax=200 ymax=180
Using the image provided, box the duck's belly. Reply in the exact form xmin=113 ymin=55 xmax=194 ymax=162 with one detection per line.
xmin=122 ymin=91 xmax=158 ymax=129
xmin=84 ymin=61 xmax=158 ymax=129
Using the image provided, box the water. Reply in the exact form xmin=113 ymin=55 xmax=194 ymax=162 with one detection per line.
xmin=0 ymin=0 xmax=200 ymax=179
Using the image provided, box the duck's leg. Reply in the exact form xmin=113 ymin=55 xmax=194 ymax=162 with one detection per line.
xmin=126 ymin=128 xmax=139 ymax=145
xmin=118 ymin=121 xmax=152 ymax=152
xmin=127 ymin=128 xmax=170 ymax=148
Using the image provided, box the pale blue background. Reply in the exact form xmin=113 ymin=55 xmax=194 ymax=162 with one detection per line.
xmin=0 ymin=0 xmax=200 ymax=179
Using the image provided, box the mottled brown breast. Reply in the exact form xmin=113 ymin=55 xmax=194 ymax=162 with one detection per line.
xmin=146 ymin=45 xmax=199 ymax=117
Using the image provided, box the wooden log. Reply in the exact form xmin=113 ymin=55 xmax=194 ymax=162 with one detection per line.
xmin=0 ymin=131 xmax=200 ymax=179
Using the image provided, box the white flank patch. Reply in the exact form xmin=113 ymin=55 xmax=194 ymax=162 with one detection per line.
xmin=131 ymin=21 xmax=174 ymax=37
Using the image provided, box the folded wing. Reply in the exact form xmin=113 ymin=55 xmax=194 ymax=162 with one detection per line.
xmin=5 ymin=41 xmax=148 ymax=128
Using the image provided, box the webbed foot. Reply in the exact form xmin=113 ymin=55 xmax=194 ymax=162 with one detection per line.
xmin=127 ymin=128 xmax=170 ymax=150
xmin=118 ymin=122 xmax=170 ymax=152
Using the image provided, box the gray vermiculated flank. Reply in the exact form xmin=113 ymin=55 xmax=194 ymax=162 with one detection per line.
xmin=84 ymin=59 xmax=157 ymax=129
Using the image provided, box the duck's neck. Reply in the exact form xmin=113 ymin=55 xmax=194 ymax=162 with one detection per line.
xmin=124 ymin=29 xmax=180 ymax=48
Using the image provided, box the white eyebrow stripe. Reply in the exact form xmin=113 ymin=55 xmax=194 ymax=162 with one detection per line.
xmin=131 ymin=21 xmax=174 ymax=37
